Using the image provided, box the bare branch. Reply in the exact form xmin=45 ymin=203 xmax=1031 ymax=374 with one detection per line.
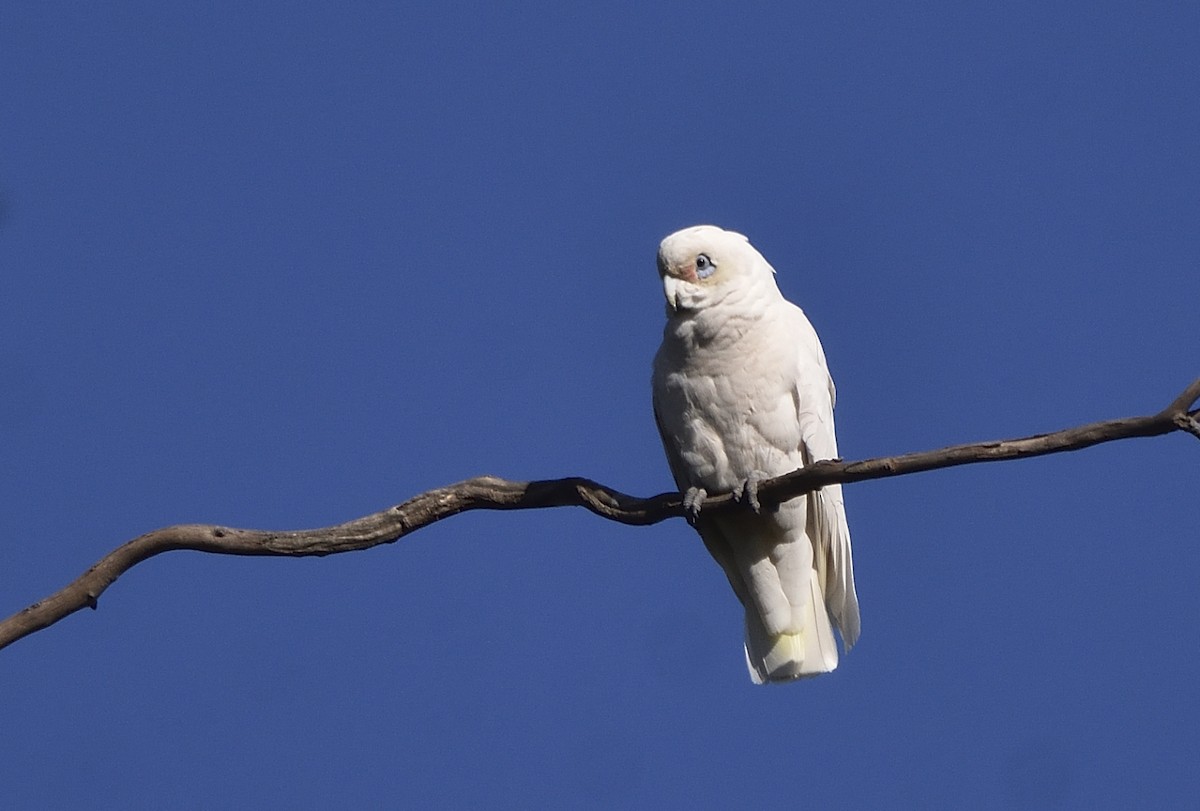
xmin=2 ymin=378 xmax=1197 ymax=652
xmin=1174 ymin=412 xmax=1200 ymax=441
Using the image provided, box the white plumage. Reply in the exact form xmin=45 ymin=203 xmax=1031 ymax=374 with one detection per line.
xmin=651 ymin=225 xmax=860 ymax=683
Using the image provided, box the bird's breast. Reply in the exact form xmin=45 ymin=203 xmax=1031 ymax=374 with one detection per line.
xmin=654 ymin=343 xmax=803 ymax=492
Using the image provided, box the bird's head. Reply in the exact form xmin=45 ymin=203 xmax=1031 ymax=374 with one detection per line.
xmin=656 ymin=224 xmax=776 ymax=315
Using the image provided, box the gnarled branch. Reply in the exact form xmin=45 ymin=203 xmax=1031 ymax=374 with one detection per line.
xmin=3 ymin=378 xmax=1197 ymax=652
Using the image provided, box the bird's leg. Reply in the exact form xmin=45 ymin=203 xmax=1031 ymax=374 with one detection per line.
xmin=734 ymin=473 xmax=766 ymax=514
xmin=682 ymin=486 xmax=707 ymax=525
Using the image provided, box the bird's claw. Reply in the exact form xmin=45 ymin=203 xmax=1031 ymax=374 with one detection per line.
xmin=683 ymin=487 xmax=707 ymax=525
xmin=734 ymin=474 xmax=764 ymax=514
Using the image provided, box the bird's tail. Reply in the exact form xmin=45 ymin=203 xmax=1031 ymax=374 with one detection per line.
xmin=743 ymin=569 xmax=839 ymax=683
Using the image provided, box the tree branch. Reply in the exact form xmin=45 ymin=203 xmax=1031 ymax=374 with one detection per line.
xmin=3 ymin=378 xmax=1197 ymax=653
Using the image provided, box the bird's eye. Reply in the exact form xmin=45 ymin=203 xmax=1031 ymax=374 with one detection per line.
xmin=695 ymin=253 xmax=715 ymax=279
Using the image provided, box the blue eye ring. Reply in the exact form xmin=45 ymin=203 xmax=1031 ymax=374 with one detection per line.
xmin=695 ymin=253 xmax=715 ymax=279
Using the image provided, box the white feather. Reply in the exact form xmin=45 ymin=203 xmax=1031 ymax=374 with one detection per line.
xmin=651 ymin=225 xmax=860 ymax=683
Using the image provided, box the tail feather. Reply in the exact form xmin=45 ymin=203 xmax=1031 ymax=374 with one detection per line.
xmin=744 ymin=570 xmax=839 ymax=683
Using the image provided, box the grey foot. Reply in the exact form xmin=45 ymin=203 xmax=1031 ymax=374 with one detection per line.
xmin=734 ymin=474 xmax=764 ymax=513
xmin=683 ymin=487 xmax=707 ymax=525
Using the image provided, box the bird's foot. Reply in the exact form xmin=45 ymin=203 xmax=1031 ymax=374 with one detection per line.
xmin=734 ymin=474 xmax=766 ymax=514
xmin=683 ymin=487 xmax=707 ymax=525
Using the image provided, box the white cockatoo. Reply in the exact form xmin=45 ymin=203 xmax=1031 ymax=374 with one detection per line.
xmin=651 ymin=225 xmax=860 ymax=683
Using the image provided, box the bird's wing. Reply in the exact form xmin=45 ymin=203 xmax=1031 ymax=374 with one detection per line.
xmin=791 ymin=307 xmax=861 ymax=649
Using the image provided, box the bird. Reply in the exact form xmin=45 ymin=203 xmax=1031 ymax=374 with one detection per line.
xmin=651 ymin=225 xmax=860 ymax=683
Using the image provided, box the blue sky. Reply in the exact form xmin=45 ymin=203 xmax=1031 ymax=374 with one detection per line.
xmin=2 ymin=2 xmax=1198 ymax=807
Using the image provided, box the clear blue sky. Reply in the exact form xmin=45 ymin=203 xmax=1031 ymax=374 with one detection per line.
xmin=3 ymin=2 xmax=1198 ymax=808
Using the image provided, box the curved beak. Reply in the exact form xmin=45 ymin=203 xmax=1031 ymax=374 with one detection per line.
xmin=662 ymin=275 xmax=683 ymax=313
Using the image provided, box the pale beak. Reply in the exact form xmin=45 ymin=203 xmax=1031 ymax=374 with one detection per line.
xmin=662 ymin=275 xmax=683 ymax=313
